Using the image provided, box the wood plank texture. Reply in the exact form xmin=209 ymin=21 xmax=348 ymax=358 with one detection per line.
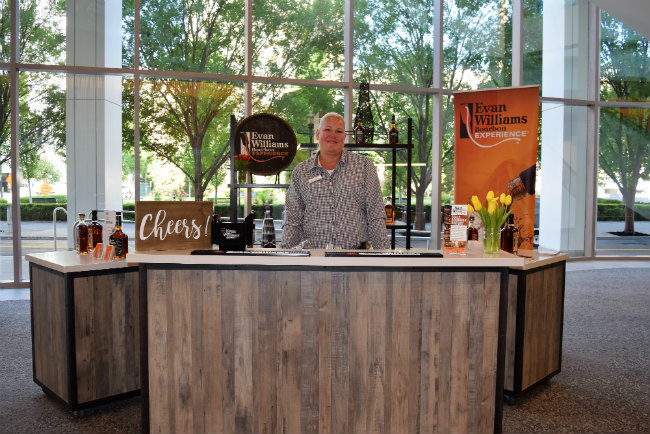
xmin=146 ymin=268 xmax=503 ymax=434
xmin=31 ymin=266 xmax=69 ymax=401
xmin=521 ymin=264 xmax=564 ymax=389
xmin=73 ymin=271 xmax=140 ymax=403
xmin=503 ymin=274 xmax=519 ymax=391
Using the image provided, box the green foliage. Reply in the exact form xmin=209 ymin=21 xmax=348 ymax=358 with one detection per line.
xmin=0 ymin=203 xmax=68 ymax=221
xmin=0 ymin=1 xmax=66 ymax=168
xmin=597 ymin=202 xmax=650 ymax=222
xmin=19 ymin=194 xmax=66 ymax=204
xmin=122 ymin=0 xmax=244 ymax=201
xmin=598 ymin=13 xmax=649 ymax=232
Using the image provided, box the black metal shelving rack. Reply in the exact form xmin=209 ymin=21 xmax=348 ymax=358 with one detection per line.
xmin=228 ymin=116 xmax=413 ymax=249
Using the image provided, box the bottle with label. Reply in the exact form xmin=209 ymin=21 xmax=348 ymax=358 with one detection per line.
xmin=74 ymin=213 xmax=89 ymax=254
xmin=244 ymin=211 xmax=256 ymax=248
xmin=388 ymin=115 xmax=399 ymax=145
xmin=88 ymin=210 xmax=103 ymax=252
xmin=385 ymin=197 xmax=395 ymax=225
xmin=109 ymin=212 xmax=128 ymax=259
xmin=467 ymin=215 xmax=478 ymax=241
xmin=262 ymin=207 xmax=276 ymax=248
xmin=211 ymin=212 xmax=221 ymax=246
xmin=500 ymin=214 xmax=519 ymax=254
xmin=354 ymin=121 xmax=366 ymax=145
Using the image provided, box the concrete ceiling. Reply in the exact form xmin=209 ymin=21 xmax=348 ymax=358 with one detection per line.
xmin=589 ymin=0 xmax=650 ymax=39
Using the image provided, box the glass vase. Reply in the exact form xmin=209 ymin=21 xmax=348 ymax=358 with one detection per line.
xmin=238 ymin=170 xmax=248 ymax=184
xmin=482 ymin=227 xmax=501 ymax=256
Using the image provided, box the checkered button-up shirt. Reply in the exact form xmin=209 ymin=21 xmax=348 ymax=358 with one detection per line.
xmin=281 ymin=150 xmax=390 ymax=249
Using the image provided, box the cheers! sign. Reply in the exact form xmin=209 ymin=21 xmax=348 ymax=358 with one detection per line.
xmin=135 ymin=201 xmax=213 ymax=251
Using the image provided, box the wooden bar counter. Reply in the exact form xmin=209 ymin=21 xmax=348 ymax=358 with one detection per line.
xmin=130 ymin=249 xmax=530 ymax=434
xmin=504 ymin=250 xmax=569 ymax=402
xmin=26 ymin=251 xmax=140 ymax=414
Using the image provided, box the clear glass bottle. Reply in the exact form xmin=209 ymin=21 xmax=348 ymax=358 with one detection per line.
xmin=109 ymin=212 xmax=128 ymax=259
xmin=388 ymin=115 xmax=399 ymax=145
xmin=75 ymin=213 xmax=89 ymax=254
xmin=354 ymin=121 xmax=366 ymax=145
xmin=88 ymin=210 xmax=103 ymax=252
xmin=262 ymin=207 xmax=276 ymax=248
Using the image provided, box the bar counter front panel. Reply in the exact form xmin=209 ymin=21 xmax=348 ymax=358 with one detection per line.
xmin=28 ymin=252 xmax=140 ymax=413
xmin=133 ymin=251 xmax=516 ymax=434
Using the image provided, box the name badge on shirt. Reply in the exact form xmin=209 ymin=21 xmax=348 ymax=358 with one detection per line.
xmin=308 ymin=175 xmax=322 ymax=184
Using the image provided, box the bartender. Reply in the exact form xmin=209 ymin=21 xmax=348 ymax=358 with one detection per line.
xmin=281 ymin=112 xmax=390 ymax=249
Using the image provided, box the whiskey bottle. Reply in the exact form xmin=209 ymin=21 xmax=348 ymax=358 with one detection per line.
xmin=467 ymin=215 xmax=478 ymax=241
xmin=388 ymin=115 xmax=399 ymax=145
xmin=354 ymin=121 xmax=366 ymax=145
xmin=385 ymin=197 xmax=395 ymax=225
xmin=109 ymin=212 xmax=128 ymax=259
xmin=500 ymin=214 xmax=519 ymax=254
xmin=88 ymin=210 xmax=103 ymax=252
xmin=75 ymin=213 xmax=89 ymax=254
xmin=262 ymin=207 xmax=276 ymax=248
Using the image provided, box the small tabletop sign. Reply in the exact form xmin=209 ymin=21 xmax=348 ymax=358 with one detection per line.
xmin=442 ymin=204 xmax=468 ymax=255
xmin=103 ymin=210 xmax=116 ymax=247
xmin=135 ymin=201 xmax=213 ymax=251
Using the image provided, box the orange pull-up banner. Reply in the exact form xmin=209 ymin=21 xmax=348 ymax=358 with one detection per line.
xmin=454 ymin=86 xmax=539 ymax=250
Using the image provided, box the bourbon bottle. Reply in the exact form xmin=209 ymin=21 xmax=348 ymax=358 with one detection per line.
xmin=109 ymin=212 xmax=128 ymax=259
xmin=75 ymin=213 xmax=89 ymax=254
xmin=385 ymin=198 xmax=395 ymax=225
xmin=388 ymin=115 xmax=399 ymax=145
xmin=88 ymin=210 xmax=103 ymax=252
xmin=354 ymin=121 xmax=366 ymax=145
xmin=500 ymin=214 xmax=519 ymax=254
xmin=467 ymin=215 xmax=478 ymax=241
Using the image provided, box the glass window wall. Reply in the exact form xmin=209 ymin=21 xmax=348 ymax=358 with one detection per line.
xmin=443 ymin=0 xmax=512 ymax=91
xmin=2 ymin=0 xmax=650 ymax=285
xmin=354 ymin=0 xmax=436 ymax=88
xmin=253 ymin=0 xmax=343 ymax=80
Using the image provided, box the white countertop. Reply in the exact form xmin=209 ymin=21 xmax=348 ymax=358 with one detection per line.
xmin=25 ymin=250 xmax=136 ymax=273
xmin=128 ymin=247 xmax=526 ymax=268
xmin=26 ymin=247 xmax=568 ymax=273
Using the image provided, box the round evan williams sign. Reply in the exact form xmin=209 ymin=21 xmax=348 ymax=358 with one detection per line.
xmin=235 ymin=113 xmax=297 ymax=176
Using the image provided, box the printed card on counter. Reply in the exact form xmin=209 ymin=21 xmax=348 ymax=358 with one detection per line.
xmin=103 ymin=244 xmax=115 ymax=261
xmin=93 ymin=243 xmax=104 ymax=259
xmin=442 ymin=204 xmax=468 ymax=255
xmin=103 ymin=210 xmax=116 ymax=246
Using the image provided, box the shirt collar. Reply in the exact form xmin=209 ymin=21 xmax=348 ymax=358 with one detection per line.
xmin=309 ymin=150 xmax=349 ymax=171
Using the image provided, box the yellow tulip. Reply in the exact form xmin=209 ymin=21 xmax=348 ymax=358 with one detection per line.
xmin=488 ymin=199 xmax=497 ymax=215
xmin=499 ymin=192 xmax=506 ymax=204
xmin=504 ymin=194 xmax=512 ymax=206
xmin=468 ymin=204 xmax=474 ymax=214
xmin=486 ymin=190 xmax=495 ymax=201
xmin=471 ymin=195 xmax=482 ymax=211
